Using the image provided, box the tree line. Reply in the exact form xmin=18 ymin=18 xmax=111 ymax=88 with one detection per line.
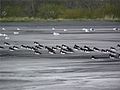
xmin=0 ymin=0 xmax=120 ymax=19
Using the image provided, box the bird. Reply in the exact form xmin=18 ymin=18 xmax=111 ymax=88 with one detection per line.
xmin=91 ymin=56 xmax=97 ymax=59
xmin=2 ymin=28 xmax=6 ymax=30
xmin=52 ymin=47 xmax=58 ymax=51
xmin=89 ymin=28 xmax=95 ymax=31
xmin=31 ymin=47 xmax=38 ymax=51
xmin=17 ymin=28 xmax=20 ymax=30
xmin=34 ymin=42 xmax=44 ymax=48
xmin=35 ymin=45 xmax=42 ymax=49
xmin=66 ymin=47 xmax=74 ymax=53
xmin=53 ymin=32 xmax=60 ymax=36
xmin=110 ymin=47 xmax=117 ymax=51
xmin=0 ymin=46 xmax=4 ymax=49
xmin=84 ymin=46 xmax=94 ymax=52
xmin=4 ymin=42 xmax=10 ymax=46
xmin=101 ymin=49 xmax=107 ymax=53
xmin=34 ymin=41 xmax=39 ymax=46
xmin=82 ymin=28 xmax=89 ymax=32
xmin=13 ymin=46 xmax=19 ymax=50
xmin=21 ymin=45 xmax=27 ymax=49
xmin=5 ymin=36 xmax=10 ymax=40
xmin=113 ymin=28 xmax=118 ymax=31
xmin=61 ymin=45 xmax=74 ymax=53
xmin=60 ymin=50 xmax=67 ymax=54
xmin=26 ymin=46 xmax=33 ymax=50
xmin=45 ymin=46 xmax=56 ymax=54
xmin=117 ymin=44 xmax=120 ymax=48
xmin=13 ymin=32 xmax=19 ymax=35
xmin=73 ymin=44 xmax=80 ymax=50
xmin=0 ymin=33 xmax=8 ymax=37
xmin=52 ymin=27 xmax=55 ymax=30
xmin=93 ymin=47 xmax=100 ymax=51
xmin=64 ymin=29 xmax=67 ymax=31
xmin=109 ymin=54 xmax=117 ymax=59
xmin=62 ymin=44 xmax=68 ymax=49
xmin=38 ymin=44 xmax=44 ymax=48
xmin=56 ymin=45 xmax=62 ymax=50
xmin=9 ymin=47 xmax=15 ymax=51
xmin=34 ymin=50 xmax=42 ymax=55
xmin=106 ymin=49 xmax=116 ymax=54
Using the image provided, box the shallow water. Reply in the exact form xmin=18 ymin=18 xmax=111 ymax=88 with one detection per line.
xmin=0 ymin=21 xmax=120 ymax=90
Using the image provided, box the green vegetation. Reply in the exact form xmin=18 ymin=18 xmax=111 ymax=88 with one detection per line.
xmin=0 ymin=0 xmax=120 ymax=21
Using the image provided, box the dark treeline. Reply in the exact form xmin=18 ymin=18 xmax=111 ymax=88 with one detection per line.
xmin=0 ymin=0 xmax=120 ymax=19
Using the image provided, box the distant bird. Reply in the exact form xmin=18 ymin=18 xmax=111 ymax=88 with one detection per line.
xmin=34 ymin=50 xmax=41 ymax=55
xmin=62 ymin=44 xmax=68 ymax=49
xmin=106 ymin=49 xmax=116 ymax=54
xmin=61 ymin=45 xmax=74 ymax=53
xmin=38 ymin=44 xmax=44 ymax=48
xmin=93 ymin=47 xmax=100 ymax=51
xmin=109 ymin=54 xmax=117 ymax=59
xmin=82 ymin=28 xmax=89 ymax=32
xmin=17 ymin=28 xmax=20 ymax=30
xmin=110 ymin=47 xmax=117 ymax=51
xmin=80 ymin=47 xmax=87 ymax=52
xmin=0 ymin=33 xmax=8 ymax=37
xmin=56 ymin=45 xmax=62 ymax=49
xmin=73 ymin=44 xmax=80 ymax=50
xmin=4 ymin=42 xmax=10 ymax=46
xmin=2 ymin=28 xmax=6 ymax=30
xmin=91 ymin=56 xmax=97 ymax=59
xmin=52 ymin=47 xmax=58 ymax=51
xmin=13 ymin=32 xmax=19 ymax=35
xmin=64 ymin=29 xmax=67 ymax=31
xmin=0 ymin=46 xmax=4 ymax=49
xmin=101 ymin=49 xmax=107 ymax=53
xmin=13 ymin=46 xmax=19 ymax=50
xmin=52 ymin=27 xmax=55 ymax=30
xmin=84 ymin=45 xmax=90 ymax=49
xmin=26 ymin=46 xmax=33 ymax=50
xmin=113 ymin=28 xmax=118 ymax=31
xmin=117 ymin=44 xmax=120 ymax=48
xmin=5 ymin=37 xmax=10 ymax=40
xmin=9 ymin=47 xmax=15 ymax=51
xmin=21 ymin=45 xmax=27 ymax=48
xmin=34 ymin=41 xmax=39 ymax=46
xmin=60 ymin=50 xmax=67 ymax=54
xmin=66 ymin=47 xmax=74 ymax=53
xmin=89 ymin=28 xmax=95 ymax=31
xmin=35 ymin=45 xmax=42 ymax=49
xmin=53 ymin=32 xmax=60 ymax=36
xmin=31 ymin=47 xmax=38 ymax=51
xmin=45 ymin=46 xmax=56 ymax=54
xmin=34 ymin=42 xmax=44 ymax=48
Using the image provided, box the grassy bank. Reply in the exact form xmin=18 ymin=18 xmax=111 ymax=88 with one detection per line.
xmin=0 ymin=17 xmax=120 ymax=22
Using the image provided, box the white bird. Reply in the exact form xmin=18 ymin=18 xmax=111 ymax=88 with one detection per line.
xmin=0 ymin=33 xmax=8 ymax=37
xmin=90 ymin=28 xmax=95 ymax=31
xmin=17 ymin=28 xmax=20 ymax=30
xmin=13 ymin=32 xmax=19 ymax=35
xmin=2 ymin=28 xmax=6 ymax=30
xmin=82 ymin=28 xmax=89 ymax=32
xmin=5 ymin=37 xmax=10 ymax=40
xmin=52 ymin=27 xmax=55 ymax=30
xmin=64 ymin=29 xmax=67 ymax=31
xmin=53 ymin=32 xmax=60 ymax=36
xmin=113 ymin=28 xmax=118 ymax=31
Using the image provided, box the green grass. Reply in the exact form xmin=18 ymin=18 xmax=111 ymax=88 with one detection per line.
xmin=0 ymin=17 xmax=120 ymax=22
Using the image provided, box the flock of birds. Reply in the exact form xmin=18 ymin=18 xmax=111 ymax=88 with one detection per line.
xmin=0 ymin=27 xmax=119 ymax=39
xmin=0 ymin=27 xmax=120 ymax=59
xmin=0 ymin=41 xmax=120 ymax=59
